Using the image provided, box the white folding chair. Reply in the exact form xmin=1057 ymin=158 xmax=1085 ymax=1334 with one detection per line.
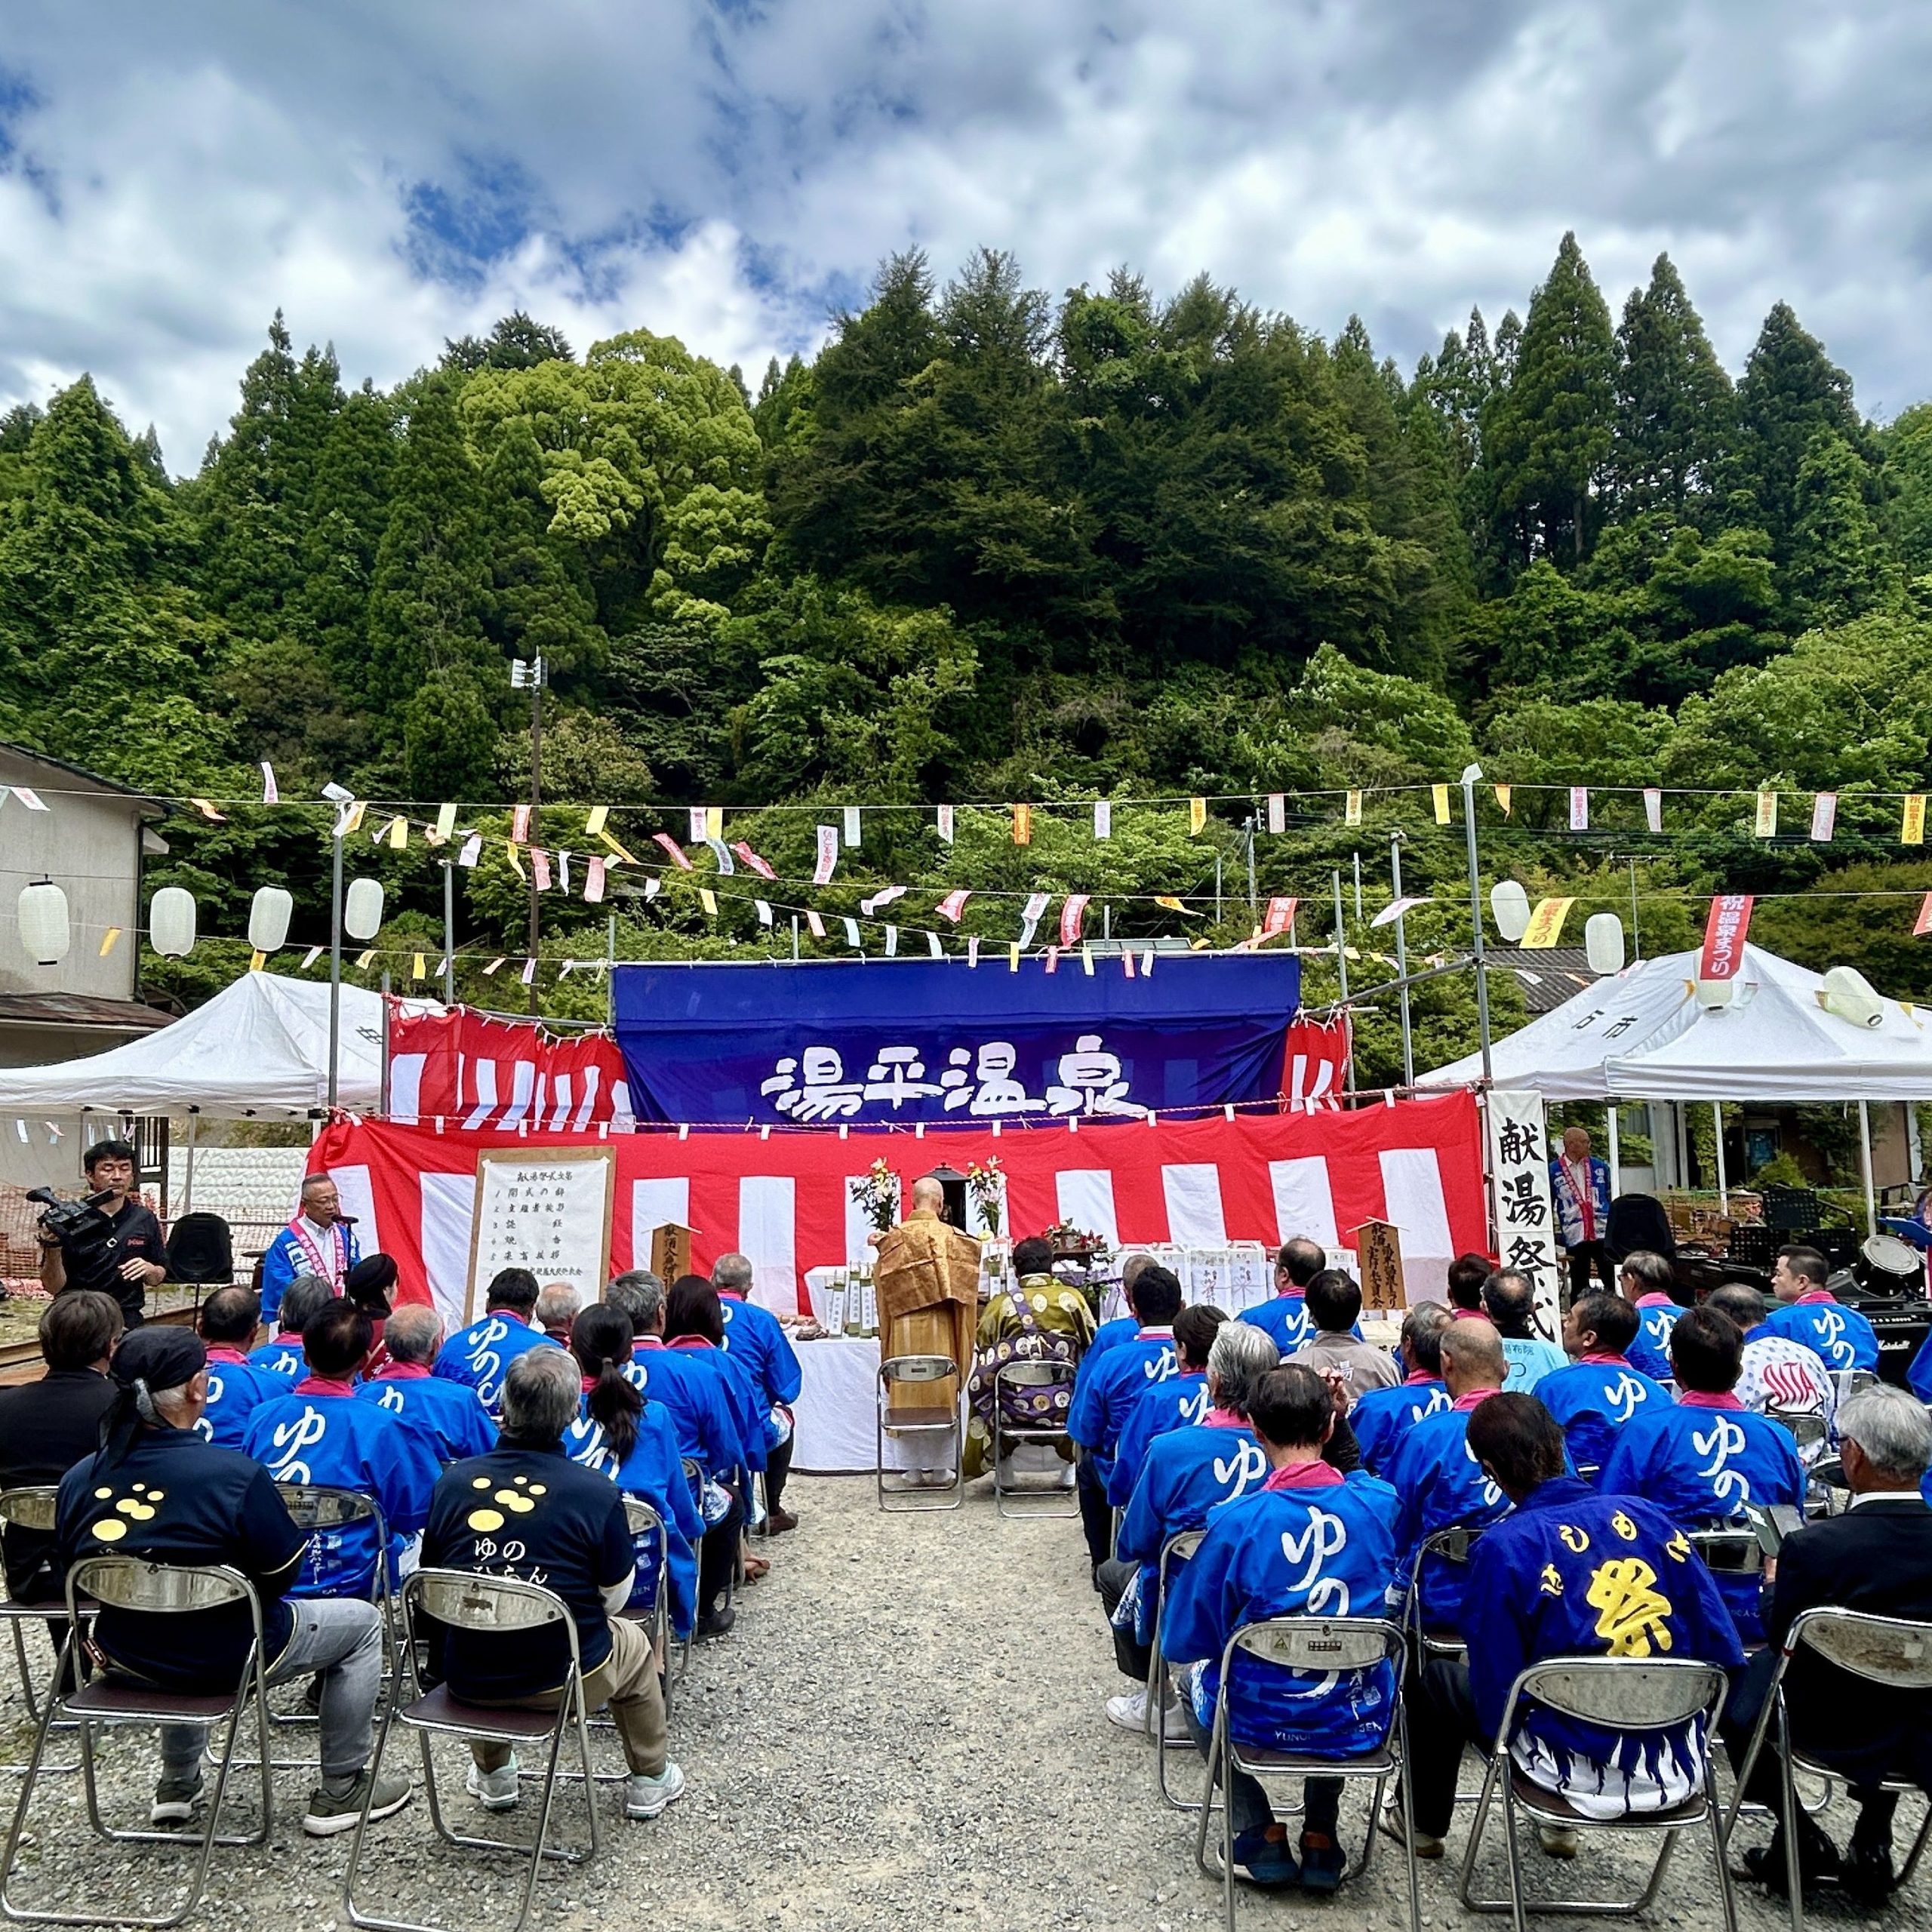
xmin=1146 ymin=1529 xmax=1206 ymax=1810
xmin=1191 ymin=1615 xmax=1416 ymax=1932
xmin=877 ymin=1356 xmax=962 ymax=1512
xmin=991 ymin=1358 xmax=1078 ymax=1518
xmin=1721 ymin=1605 xmax=1932 ymax=1932
xmin=1458 ymin=1655 xmax=1736 ymax=1932
xmin=343 ymin=1570 xmax=599 ymax=1932
xmin=0 ymin=1556 xmax=275 ymax=1930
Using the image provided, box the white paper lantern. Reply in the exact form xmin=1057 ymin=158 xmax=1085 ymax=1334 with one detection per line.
xmin=343 ymin=877 xmax=385 ymax=942
xmin=1820 ymin=965 xmax=1885 ymax=1030
xmin=149 ymin=886 xmax=197 ymax=958
xmin=248 ymin=885 xmax=294 ymax=954
xmin=1584 ymin=912 xmax=1626 ymax=976
xmin=17 ymin=881 xmax=70 ymax=966
xmin=1489 ymin=880 xmax=1531 ymax=943
xmin=1694 ymin=978 xmax=1734 ymax=1010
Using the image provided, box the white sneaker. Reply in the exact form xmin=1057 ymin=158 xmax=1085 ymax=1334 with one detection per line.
xmin=626 ymin=1761 xmax=686 ymax=1820
xmin=1379 ymin=1797 xmax=1445 ymax=1860
xmin=466 ymin=1756 xmax=519 ymax=1811
xmin=1106 ymin=1687 xmax=1152 ymax=1733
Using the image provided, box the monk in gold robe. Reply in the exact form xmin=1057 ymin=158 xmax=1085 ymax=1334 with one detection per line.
xmin=872 ymin=1176 xmax=980 ymax=1463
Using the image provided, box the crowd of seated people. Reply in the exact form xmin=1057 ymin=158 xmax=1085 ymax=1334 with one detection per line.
xmin=0 ymin=1240 xmax=802 ymax=1861
xmin=1089 ymin=1233 xmax=1932 ymax=1912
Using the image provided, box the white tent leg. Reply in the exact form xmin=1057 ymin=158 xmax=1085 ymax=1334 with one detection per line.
xmin=1607 ymin=1105 xmax=1621 ymax=1198
xmin=1859 ymin=1100 xmax=1878 ymax=1238
xmin=1713 ymin=1102 xmax=1728 ymax=1214
xmin=183 ymin=1110 xmax=198 ymax=1216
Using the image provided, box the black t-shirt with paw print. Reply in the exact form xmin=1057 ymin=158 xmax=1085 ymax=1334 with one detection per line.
xmin=422 ymin=1440 xmax=633 ymax=1698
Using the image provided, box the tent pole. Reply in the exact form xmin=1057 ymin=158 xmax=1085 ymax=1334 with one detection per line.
xmin=327 ymin=827 xmax=344 ymax=1110
xmin=183 ymin=1109 xmax=198 ymax=1216
xmin=1460 ymin=764 xmax=1493 ymax=1085
xmin=1390 ymin=829 xmax=1414 ymax=1088
xmin=379 ymin=972 xmax=392 ymax=1116
xmin=1606 ymin=1104 xmax=1620 ymax=1198
xmin=1859 ymin=1100 xmax=1878 ymax=1238
xmin=1712 ymin=1102 xmax=1728 ymax=1214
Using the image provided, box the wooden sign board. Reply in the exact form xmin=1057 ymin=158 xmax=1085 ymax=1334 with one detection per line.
xmin=1351 ymin=1217 xmax=1405 ymax=1314
xmin=649 ymin=1222 xmax=695 ymax=1284
xmin=466 ymin=1146 xmax=617 ymax=1324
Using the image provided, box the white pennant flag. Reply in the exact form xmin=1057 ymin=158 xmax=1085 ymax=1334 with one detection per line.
xmin=806 ymin=909 xmax=826 ymax=939
xmin=843 ymin=805 xmax=861 ymax=847
xmin=1568 ymin=786 xmax=1589 ymax=832
xmin=1643 ymin=788 xmax=1663 ymax=834
xmin=755 ymin=899 xmax=774 ymax=927
xmin=842 ymin=916 xmax=861 ymax=949
xmin=1019 ymin=890 xmax=1050 ymax=949
xmin=860 ymin=885 xmax=906 ymax=915
xmin=1267 ymin=792 xmax=1285 ymax=835
xmin=814 ymin=826 xmax=838 ymax=885
xmin=643 ymin=876 xmax=661 ymax=901
xmin=585 ymin=857 xmax=607 ymax=904
xmin=557 ymin=850 xmax=571 ymax=892
xmin=884 ymin=924 xmax=899 ymax=956
xmin=937 ymin=804 xmax=954 ymax=844
xmin=457 ymin=832 xmax=483 ymax=868
xmin=1093 ymin=800 xmax=1112 ymax=841
xmin=260 ymin=761 xmax=278 ymax=804
xmin=519 ymin=957 xmax=537 ymax=986
xmin=705 ymin=838 xmax=735 ymax=875
xmin=300 ymin=945 xmax=323 ymax=969
xmin=927 ymin=931 xmax=942 ymax=958
xmin=688 ymin=807 xmax=706 ymax=843
xmin=1810 ymin=792 xmax=1838 ymax=843
xmin=968 ymin=936 xmax=980 ymax=968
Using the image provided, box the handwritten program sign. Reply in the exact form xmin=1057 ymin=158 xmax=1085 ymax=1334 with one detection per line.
xmin=466 ymin=1146 xmax=616 ymax=1323
xmin=1484 ymin=1089 xmax=1561 ymax=1337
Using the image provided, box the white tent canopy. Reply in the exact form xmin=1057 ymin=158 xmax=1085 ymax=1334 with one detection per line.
xmin=1422 ymin=943 xmax=1932 ymax=1102
xmin=0 ymin=972 xmax=433 ymax=1118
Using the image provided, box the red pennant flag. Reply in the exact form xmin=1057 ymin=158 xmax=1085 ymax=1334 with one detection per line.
xmin=1699 ymin=894 xmax=1754 ymax=981
xmin=1262 ymin=896 xmax=1297 ymax=937
xmin=1915 ymin=893 xmax=1932 ymax=938
xmin=733 ymin=841 xmax=777 ymax=881
xmin=937 ymin=890 xmax=971 ymax=924
xmin=652 ymin=832 xmax=693 ymax=871
xmin=1060 ymin=894 xmax=1089 ymax=947
xmin=1044 ymin=945 xmax=1060 ymax=974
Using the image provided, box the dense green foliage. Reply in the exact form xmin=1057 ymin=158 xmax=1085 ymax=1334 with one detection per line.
xmin=7 ymin=242 xmax=1932 ymax=1080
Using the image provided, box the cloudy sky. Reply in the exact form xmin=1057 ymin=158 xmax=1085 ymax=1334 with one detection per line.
xmin=2 ymin=1 xmax=1927 ymax=469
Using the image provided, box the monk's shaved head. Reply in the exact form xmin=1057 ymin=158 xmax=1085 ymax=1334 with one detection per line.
xmin=911 ymin=1176 xmax=945 ymax=1212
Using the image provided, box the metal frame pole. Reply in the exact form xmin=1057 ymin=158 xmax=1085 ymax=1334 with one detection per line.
xmin=1858 ymin=1100 xmax=1878 ymax=1237
xmin=1607 ymin=1104 xmax=1621 ymax=1198
xmin=1460 ymin=764 xmax=1494 ymax=1085
xmin=1713 ymin=1101 xmax=1729 ymax=1214
xmin=327 ymin=828 xmax=344 ymax=1109
xmin=441 ymin=860 xmax=456 ymax=1005
xmin=1389 ymin=829 xmax=1414 ymax=1088
xmin=380 ymin=971 xmax=392 ymax=1115
xmin=528 ymin=658 xmax=543 ymax=1017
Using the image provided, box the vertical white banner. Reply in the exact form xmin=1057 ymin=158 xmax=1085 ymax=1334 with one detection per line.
xmin=1484 ymin=1088 xmax=1561 ymax=1337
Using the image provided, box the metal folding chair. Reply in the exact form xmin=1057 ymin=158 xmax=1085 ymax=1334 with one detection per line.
xmin=1722 ymin=1605 xmax=1932 ymax=1932
xmin=0 ymin=1556 xmax=274 ymax=1930
xmin=0 ymin=1487 xmax=95 ymax=1775
xmin=1764 ymin=1410 xmax=1828 ymax=1463
xmin=342 ymin=1570 xmax=599 ymax=1932
xmin=578 ymin=1496 xmax=675 ymax=1758
xmin=876 ymin=1356 xmax=963 ymax=1512
xmin=1458 ymin=1655 xmax=1737 ymax=1932
xmin=1146 ymin=1529 xmax=1206 ymax=1810
xmin=673 ymin=1459 xmax=734 ymax=1684
xmin=990 ymin=1358 xmax=1078 ymax=1517
xmin=1406 ymin=1521 xmax=1485 ymax=1661
xmin=1191 ymin=1615 xmax=1416 ymax=1932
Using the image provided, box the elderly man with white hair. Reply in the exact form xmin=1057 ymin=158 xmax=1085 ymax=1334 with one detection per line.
xmin=1721 ymin=1385 xmax=1932 ymax=1906
xmin=354 ymin=1304 xmax=497 ymax=1463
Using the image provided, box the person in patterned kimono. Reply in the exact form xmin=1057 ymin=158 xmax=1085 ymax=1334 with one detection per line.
xmin=964 ymin=1235 xmax=1098 ymax=1479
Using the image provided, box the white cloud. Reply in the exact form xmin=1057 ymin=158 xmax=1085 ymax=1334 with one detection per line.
xmin=2 ymin=0 xmax=1931 ymax=464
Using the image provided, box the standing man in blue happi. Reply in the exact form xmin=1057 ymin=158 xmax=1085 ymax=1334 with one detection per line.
xmin=1549 ymin=1126 xmax=1614 ymax=1297
xmin=260 ymin=1174 xmax=360 ymax=1330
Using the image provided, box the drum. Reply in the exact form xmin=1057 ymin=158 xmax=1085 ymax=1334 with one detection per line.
xmin=1854 ymin=1232 xmax=1926 ymax=1298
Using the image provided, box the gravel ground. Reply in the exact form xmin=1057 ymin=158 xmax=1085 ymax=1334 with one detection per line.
xmin=0 ymin=1474 xmax=1918 ymax=1929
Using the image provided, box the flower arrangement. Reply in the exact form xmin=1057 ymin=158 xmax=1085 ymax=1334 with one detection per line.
xmin=965 ymin=1156 xmax=1005 ymax=1235
xmin=1044 ymin=1220 xmax=1110 ymax=1260
xmin=849 ymin=1158 xmax=900 ymax=1234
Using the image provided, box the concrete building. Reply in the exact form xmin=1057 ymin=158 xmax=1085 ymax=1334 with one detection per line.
xmin=0 ymin=743 xmax=172 ymax=1193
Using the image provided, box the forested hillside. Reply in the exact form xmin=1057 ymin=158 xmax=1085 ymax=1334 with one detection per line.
xmin=6 ymin=231 xmax=1932 ymax=1085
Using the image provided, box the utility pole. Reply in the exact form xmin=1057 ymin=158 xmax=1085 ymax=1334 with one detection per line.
xmin=511 ymin=654 xmax=546 ymax=1015
xmin=1389 ymin=829 xmax=1414 ymax=1088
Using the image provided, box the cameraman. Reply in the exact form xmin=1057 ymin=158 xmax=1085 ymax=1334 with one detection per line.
xmin=37 ymin=1139 xmax=167 ymax=1329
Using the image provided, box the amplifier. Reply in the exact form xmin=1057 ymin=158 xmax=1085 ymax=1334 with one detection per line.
xmin=1829 ymin=1285 xmax=1932 ymax=1389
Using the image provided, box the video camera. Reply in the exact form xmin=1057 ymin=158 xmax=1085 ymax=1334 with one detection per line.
xmin=26 ymin=1186 xmax=117 ymax=1255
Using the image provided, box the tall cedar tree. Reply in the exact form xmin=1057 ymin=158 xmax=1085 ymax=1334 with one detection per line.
xmin=1784 ymin=430 xmax=1900 ymax=627
xmin=1611 ymin=254 xmax=1734 ymax=521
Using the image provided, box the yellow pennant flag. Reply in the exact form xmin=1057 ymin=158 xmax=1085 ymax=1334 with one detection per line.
xmin=98 ymin=927 xmax=122 ymax=958
xmin=355 ymin=949 xmax=374 ymax=969
xmin=386 ymin=815 xmax=408 ymax=850
xmin=1012 ymin=804 xmax=1032 ymax=846
xmin=411 ymin=952 xmax=426 ymax=980
xmin=1081 ymin=944 xmax=1094 ymax=976
xmin=189 ymin=797 xmax=226 ymax=823
xmin=1155 ymin=895 xmax=1204 ymax=917
xmin=1520 ymin=897 xmax=1577 ymax=949
xmin=704 ymin=804 xmax=723 ymax=841
xmin=1906 ymin=795 xmax=1927 ymax=846
xmin=338 ymin=800 xmax=366 ymax=838
xmin=1755 ymin=789 xmax=1778 ymax=838
xmin=248 ymin=948 xmax=266 ymax=972
xmin=482 ymin=957 xmax=506 ymax=976
xmin=1345 ymin=790 xmax=1362 ymax=826
xmin=586 ymin=804 xmax=609 ymax=837
xmin=1008 ymin=943 xmax=1020 ymax=972
xmin=699 ymin=888 xmax=718 ymax=915
xmin=434 ymin=802 xmax=457 ymax=841
xmin=1494 ymin=784 xmax=1512 ymax=817
xmin=595 ymin=827 xmax=638 ymax=866
xmin=505 ymin=841 xmax=526 ymax=879
xmin=1189 ymin=797 xmax=1207 ymax=835
xmin=1432 ymin=783 xmax=1451 ymax=826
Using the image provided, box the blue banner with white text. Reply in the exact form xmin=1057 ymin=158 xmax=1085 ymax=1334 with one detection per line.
xmin=611 ymin=953 xmax=1302 ymax=1125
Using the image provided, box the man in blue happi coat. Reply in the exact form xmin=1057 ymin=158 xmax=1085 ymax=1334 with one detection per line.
xmin=712 ymin=1252 xmax=804 ymax=1532
xmin=1537 ymin=1291 xmax=1671 ymax=1478
xmin=1352 ymin=1302 xmax=1454 ymax=1477
xmin=195 ymin=1287 xmax=286 ymax=1450
xmin=432 ymin=1268 xmax=558 ymax=1412
xmin=1761 ymin=1244 xmax=1879 ymax=1374
xmin=1598 ymin=1306 xmax=1804 ymax=1644
xmin=1618 ymin=1251 xmax=1684 ymax=1383
xmin=243 ymin=1300 xmax=441 ymax=1600
xmin=258 ymin=1174 xmax=360 ymax=1328
xmin=1237 ymin=1238 xmax=1328 ymax=1356
xmin=1387 ymin=1318 xmax=1512 ymax=1632
xmin=1069 ymin=1262 xmax=1183 ymax=1576
xmin=1108 ymin=1303 xmax=1223 ymax=1508
xmin=355 ymin=1305 xmax=497 ymax=1463
xmin=249 ymin=1273 xmax=337 ymax=1381
xmin=1163 ymin=1363 xmax=1404 ymax=1892
xmin=1099 ymin=1321 xmax=1279 ymax=1739
xmin=1398 ymin=1392 xmax=1743 ymax=1859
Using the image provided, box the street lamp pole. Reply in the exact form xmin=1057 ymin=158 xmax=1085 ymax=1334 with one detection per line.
xmin=512 ymin=655 xmax=546 ymax=1016
xmin=1460 ymin=761 xmax=1494 ymax=1085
